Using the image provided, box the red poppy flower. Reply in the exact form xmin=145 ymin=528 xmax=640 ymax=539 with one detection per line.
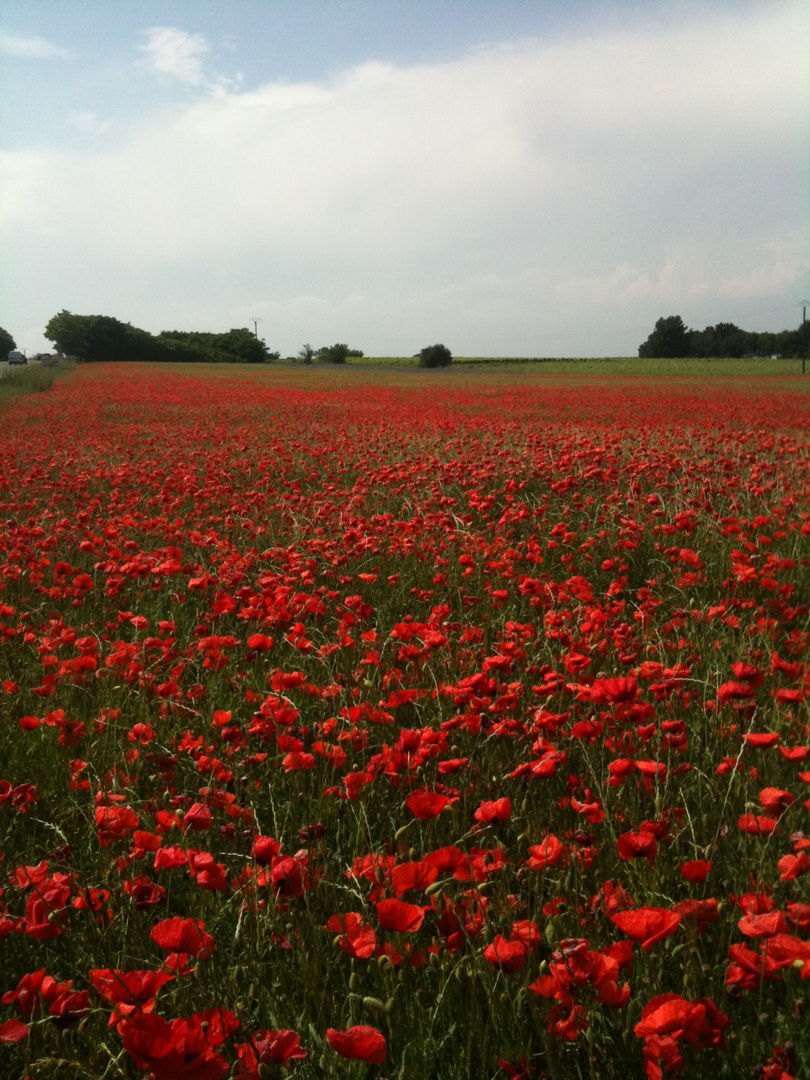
xmin=150 ymin=917 xmax=215 ymax=957
xmin=376 ymin=898 xmax=425 ymax=933
xmin=615 ymin=830 xmax=657 ymax=864
xmin=483 ymin=934 xmax=529 ymax=972
xmin=2 ymin=968 xmax=55 ymax=1015
xmin=674 ymin=899 xmax=719 ymax=935
xmin=251 ymin=835 xmax=281 ymax=863
xmin=123 ymin=875 xmax=166 ymax=909
xmin=422 ymin=845 xmax=473 ymax=880
xmin=154 ymin=845 xmax=188 ymax=870
xmin=246 ymin=634 xmax=274 ymax=652
xmin=778 ymin=852 xmax=810 ymax=881
xmin=0 ymin=1018 xmax=29 ymax=1042
xmin=717 ymin=681 xmax=756 ymax=704
xmin=742 ymin=732 xmax=780 ymax=747
xmin=90 ymin=969 xmax=175 ymax=1012
xmin=527 ymin=833 xmax=566 ymax=869
xmin=270 ymin=853 xmax=310 ymax=897
xmin=589 ymin=676 xmax=638 ymax=703
xmin=738 ymin=911 xmax=787 ymax=938
xmin=758 ymin=788 xmax=794 ymax=814
xmin=473 ymin=797 xmax=511 ymax=823
xmin=236 ymin=1029 xmax=307 ymax=1075
xmin=25 ymin=884 xmax=71 ymax=940
xmin=633 ymin=993 xmax=695 ymax=1039
xmin=679 ymin=859 xmax=712 ymax=882
xmin=95 ymin=804 xmax=140 ymax=846
xmin=405 ymin=790 xmax=450 ymax=820
xmin=510 ymin=920 xmax=541 ymax=949
xmin=766 ymin=934 xmax=810 ymax=970
xmin=390 ymin=859 xmax=438 ymax=896
xmin=183 ymin=803 xmax=213 ymax=831
xmin=610 ymin=907 xmax=681 ymax=951
xmin=738 ymin=814 xmax=780 ymax=835
xmin=607 ymin=758 xmax=636 ymax=787
xmin=326 ymin=1025 xmax=387 ymax=1064
xmin=327 ymin=913 xmax=377 ymax=959
xmin=545 ymin=1002 xmax=588 ymax=1041
xmin=635 ymin=993 xmax=729 ymax=1049
xmin=120 ymin=1010 xmax=237 ymax=1080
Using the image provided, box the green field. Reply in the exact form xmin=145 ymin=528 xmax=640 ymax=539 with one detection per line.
xmin=344 ymin=356 xmax=807 ymax=376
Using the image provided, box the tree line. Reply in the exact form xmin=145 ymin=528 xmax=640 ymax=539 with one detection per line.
xmin=37 ymin=312 xmax=455 ymax=368
xmin=0 ymin=325 xmax=16 ymax=357
xmin=43 ymin=311 xmax=274 ymax=364
xmin=41 ymin=312 xmax=377 ymax=366
xmin=638 ymin=315 xmax=809 ymax=358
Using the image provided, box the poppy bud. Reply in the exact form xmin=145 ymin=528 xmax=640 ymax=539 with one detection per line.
xmin=363 ymin=996 xmax=386 ymax=1014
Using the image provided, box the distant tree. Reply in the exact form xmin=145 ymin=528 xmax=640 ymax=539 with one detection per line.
xmin=419 ymin=343 xmax=453 ymax=368
xmin=347 ymin=348 xmax=364 ymax=359
xmin=638 ymin=316 xmax=691 ymax=358
xmin=158 ymin=328 xmax=270 ymax=363
xmin=0 ymin=325 xmax=16 ymax=357
xmin=316 ymin=343 xmax=351 ymax=364
xmin=44 ymin=311 xmax=158 ymax=363
xmin=298 ymin=343 xmax=314 ymax=364
xmin=689 ymin=322 xmax=760 ymax=358
xmin=45 ymin=311 xmax=277 ymax=363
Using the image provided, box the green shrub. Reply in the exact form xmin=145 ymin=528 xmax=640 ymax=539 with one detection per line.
xmin=419 ymin=343 xmax=453 ymax=368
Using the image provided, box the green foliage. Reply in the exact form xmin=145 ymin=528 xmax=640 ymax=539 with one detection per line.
xmin=316 ymin=343 xmax=351 ymax=364
xmin=0 ymin=325 xmax=16 ymax=357
xmin=690 ymin=323 xmax=806 ymax=359
xmin=44 ymin=311 xmax=275 ymax=364
xmin=419 ymin=343 xmax=453 ymax=368
xmin=298 ymin=343 xmax=315 ymax=364
xmin=44 ymin=311 xmax=158 ymax=364
xmin=157 ymin=328 xmax=271 ymax=364
xmin=638 ymin=316 xmax=691 ymax=359
xmin=639 ymin=316 xmax=808 ymax=359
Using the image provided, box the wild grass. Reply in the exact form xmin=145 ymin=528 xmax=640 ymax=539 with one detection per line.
xmin=0 ymin=360 xmax=75 ymax=406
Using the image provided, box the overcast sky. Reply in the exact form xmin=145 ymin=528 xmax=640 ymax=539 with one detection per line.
xmin=1 ymin=0 xmax=808 ymax=357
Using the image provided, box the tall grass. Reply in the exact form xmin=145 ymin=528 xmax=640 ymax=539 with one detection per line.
xmin=0 ymin=360 xmax=74 ymax=405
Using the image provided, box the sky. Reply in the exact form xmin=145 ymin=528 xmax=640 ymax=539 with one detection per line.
xmin=1 ymin=0 xmax=808 ymax=358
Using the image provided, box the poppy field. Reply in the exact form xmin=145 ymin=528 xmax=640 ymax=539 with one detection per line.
xmin=0 ymin=363 xmax=808 ymax=1080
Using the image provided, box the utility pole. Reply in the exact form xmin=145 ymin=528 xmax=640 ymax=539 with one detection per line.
xmin=250 ymin=317 xmax=261 ymax=339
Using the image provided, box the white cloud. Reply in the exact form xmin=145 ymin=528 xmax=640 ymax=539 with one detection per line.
xmin=718 ymin=243 xmax=810 ymax=300
xmin=0 ymin=33 xmax=69 ymax=59
xmin=0 ymin=150 xmax=52 ymax=227
xmin=68 ymin=111 xmax=111 ymax=136
xmin=1 ymin=3 xmax=808 ymax=355
xmin=140 ymin=27 xmax=210 ymax=86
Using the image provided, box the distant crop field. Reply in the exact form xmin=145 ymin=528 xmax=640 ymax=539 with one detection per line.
xmin=347 ymin=356 xmax=806 ymax=377
xmin=0 ymin=363 xmax=808 ymax=1079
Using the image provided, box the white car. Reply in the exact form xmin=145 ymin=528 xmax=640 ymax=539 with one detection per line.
xmin=8 ymin=350 xmax=27 ymax=365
